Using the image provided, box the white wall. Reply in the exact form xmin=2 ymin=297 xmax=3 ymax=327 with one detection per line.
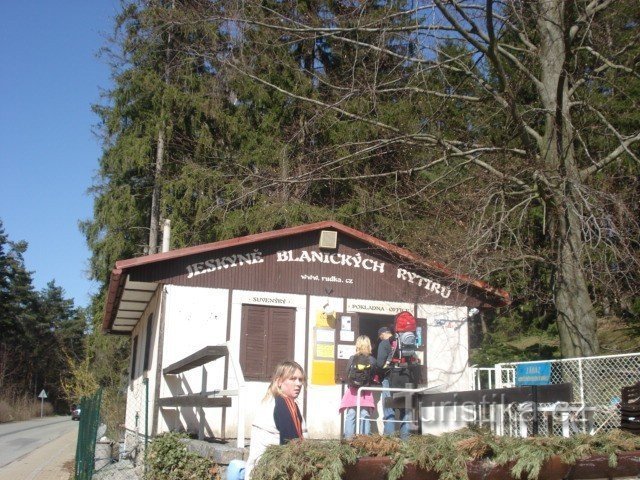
xmin=157 ymin=285 xmax=229 ymax=437
xmin=139 ymin=285 xmax=473 ymax=440
xmin=124 ymin=288 xmax=160 ymax=451
xmin=418 ymin=304 xmax=470 ymax=434
xmin=418 ymin=304 xmax=469 ymax=391
xmin=304 ymin=295 xmax=344 ymax=438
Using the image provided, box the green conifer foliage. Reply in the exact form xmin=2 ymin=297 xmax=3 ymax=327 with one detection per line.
xmin=0 ymin=220 xmax=85 ymax=413
xmin=253 ymin=429 xmax=640 ymax=480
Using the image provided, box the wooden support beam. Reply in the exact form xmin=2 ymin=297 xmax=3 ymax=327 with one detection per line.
xmin=163 ymin=345 xmax=228 ymax=375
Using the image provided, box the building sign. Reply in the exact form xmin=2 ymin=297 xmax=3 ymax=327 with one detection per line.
xmin=397 ymin=268 xmax=451 ymax=299
xmin=184 ymin=246 xmax=453 ymax=300
xmin=248 ymin=296 xmax=288 ymax=305
xmin=277 ymin=250 xmax=385 ymax=272
xmin=346 ymin=299 xmax=413 ymax=315
xmin=186 ymin=250 xmax=264 ymax=278
xmin=515 ymin=362 xmax=552 ymax=386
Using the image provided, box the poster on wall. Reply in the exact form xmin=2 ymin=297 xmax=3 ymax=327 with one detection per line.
xmin=339 ymin=330 xmax=354 ymax=342
xmin=341 ymin=316 xmax=352 ymax=330
xmin=337 ymin=344 xmax=356 ymax=359
xmin=314 ymin=327 xmax=336 ymax=360
xmin=315 ymin=343 xmax=335 ymax=359
xmin=316 ymin=329 xmax=334 ymax=343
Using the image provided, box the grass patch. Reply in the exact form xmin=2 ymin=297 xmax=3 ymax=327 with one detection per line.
xmin=0 ymin=389 xmax=54 ymax=422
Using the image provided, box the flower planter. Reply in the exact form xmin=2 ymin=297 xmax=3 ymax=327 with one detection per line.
xmin=340 ymin=451 xmax=640 ymax=480
xmin=566 ymin=450 xmax=640 ymax=479
xmin=483 ymin=455 xmax=570 ymax=480
xmin=341 ymin=455 xmax=569 ymax=480
xmin=342 ymin=457 xmax=400 ymax=480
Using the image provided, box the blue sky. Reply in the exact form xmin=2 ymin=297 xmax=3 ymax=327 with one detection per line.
xmin=0 ymin=1 xmax=119 ymax=308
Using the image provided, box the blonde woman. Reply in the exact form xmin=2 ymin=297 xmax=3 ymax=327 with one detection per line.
xmin=237 ymin=361 xmax=306 ymax=480
xmin=339 ymin=335 xmax=376 ymax=438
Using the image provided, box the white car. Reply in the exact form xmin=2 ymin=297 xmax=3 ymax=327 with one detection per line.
xmin=71 ymin=407 xmax=81 ymax=421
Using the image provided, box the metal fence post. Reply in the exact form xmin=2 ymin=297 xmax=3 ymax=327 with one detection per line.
xmin=144 ymin=377 xmax=149 ymax=477
xmin=578 ymin=358 xmax=585 ymax=406
xmin=74 ymin=398 xmax=84 ymax=480
xmin=496 ymin=364 xmax=505 ymax=436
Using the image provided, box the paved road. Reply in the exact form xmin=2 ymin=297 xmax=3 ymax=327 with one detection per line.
xmin=0 ymin=416 xmax=78 ymax=469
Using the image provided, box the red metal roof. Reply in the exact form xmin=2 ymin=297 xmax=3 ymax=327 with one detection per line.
xmin=103 ymin=220 xmax=510 ymax=332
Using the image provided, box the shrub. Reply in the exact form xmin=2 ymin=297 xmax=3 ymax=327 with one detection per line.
xmin=42 ymin=402 xmax=54 ymax=416
xmin=145 ymin=432 xmax=220 ymax=480
xmin=0 ymin=400 xmax=12 ymax=422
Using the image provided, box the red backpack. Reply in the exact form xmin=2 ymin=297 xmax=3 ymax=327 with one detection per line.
xmin=391 ymin=311 xmax=422 ymax=386
xmin=395 ymin=311 xmax=416 ymax=333
xmin=392 ymin=311 xmax=418 ymax=362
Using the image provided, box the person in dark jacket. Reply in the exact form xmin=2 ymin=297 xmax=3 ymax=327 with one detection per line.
xmin=376 ymin=326 xmax=395 ymax=435
xmin=376 ymin=326 xmax=411 ymax=438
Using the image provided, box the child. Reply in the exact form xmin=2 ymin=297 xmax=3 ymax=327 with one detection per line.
xmin=339 ymin=335 xmax=377 ymax=438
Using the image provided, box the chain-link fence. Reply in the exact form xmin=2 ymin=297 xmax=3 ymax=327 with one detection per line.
xmin=120 ymin=378 xmax=150 ymax=467
xmin=77 ymin=379 xmax=150 ymax=480
xmin=471 ymin=353 xmax=640 ymax=437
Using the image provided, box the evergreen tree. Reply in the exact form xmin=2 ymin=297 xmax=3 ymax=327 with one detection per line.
xmin=0 ymin=222 xmax=38 ymax=392
xmin=0 ymin=220 xmax=85 ymax=411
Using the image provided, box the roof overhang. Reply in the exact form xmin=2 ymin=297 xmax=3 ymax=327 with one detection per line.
xmin=104 ymin=272 xmax=157 ymax=335
xmin=102 ymin=220 xmax=510 ymax=333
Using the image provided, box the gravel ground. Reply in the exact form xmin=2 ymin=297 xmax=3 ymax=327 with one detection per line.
xmin=90 ymin=459 xmax=226 ymax=479
xmin=92 ymin=459 xmax=142 ymax=480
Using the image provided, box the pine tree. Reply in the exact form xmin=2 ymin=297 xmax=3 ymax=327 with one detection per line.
xmin=0 ymin=220 xmax=85 ymax=409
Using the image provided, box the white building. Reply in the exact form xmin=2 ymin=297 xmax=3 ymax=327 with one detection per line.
xmin=102 ymin=221 xmax=508 ymax=445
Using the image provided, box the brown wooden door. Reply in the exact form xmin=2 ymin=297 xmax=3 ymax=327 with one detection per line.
xmin=241 ymin=304 xmax=295 ymax=381
xmin=334 ymin=312 xmax=360 ymax=383
xmin=267 ymin=307 xmax=296 ymax=377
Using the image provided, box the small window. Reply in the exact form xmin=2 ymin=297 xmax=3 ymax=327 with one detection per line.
xmin=240 ymin=305 xmax=295 ymax=381
xmin=143 ymin=314 xmax=154 ymax=371
xmin=130 ymin=335 xmax=139 ymax=380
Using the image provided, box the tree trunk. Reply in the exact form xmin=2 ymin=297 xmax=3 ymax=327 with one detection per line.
xmin=280 ymin=147 xmax=290 ymax=202
xmin=148 ymin=126 xmax=165 ymax=255
xmin=537 ymin=0 xmax=599 ymax=357
xmin=149 ymin=0 xmax=174 ymax=255
xmin=554 ymin=200 xmax=600 ymax=357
